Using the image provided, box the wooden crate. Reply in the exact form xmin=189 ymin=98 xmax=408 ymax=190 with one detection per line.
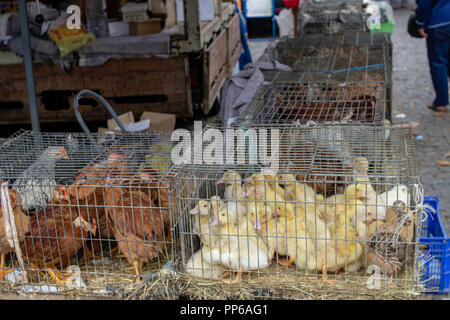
xmin=203 ymin=28 xmax=228 ymax=114
xmin=226 ymin=13 xmax=242 ymax=74
xmin=0 ymin=55 xmax=192 ymax=124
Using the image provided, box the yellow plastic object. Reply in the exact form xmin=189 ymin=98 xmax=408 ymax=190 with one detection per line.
xmin=49 ymin=26 xmax=95 ymax=56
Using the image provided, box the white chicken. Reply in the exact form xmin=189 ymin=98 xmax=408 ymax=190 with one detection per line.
xmin=13 ymin=146 xmax=69 ymax=211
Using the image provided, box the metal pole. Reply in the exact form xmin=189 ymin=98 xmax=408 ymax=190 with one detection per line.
xmin=18 ymin=0 xmax=40 ymax=133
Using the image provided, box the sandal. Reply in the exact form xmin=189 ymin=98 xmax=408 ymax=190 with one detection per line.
xmin=427 ymin=104 xmax=448 ymax=113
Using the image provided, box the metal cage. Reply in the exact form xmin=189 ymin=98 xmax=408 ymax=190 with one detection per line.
xmin=299 ymin=0 xmax=366 ymax=36
xmin=0 ymin=130 xmax=179 ymax=295
xmin=235 ymin=78 xmax=388 ymax=125
xmin=175 ymin=124 xmax=424 ymax=294
xmin=268 ymin=31 xmax=393 ymax=111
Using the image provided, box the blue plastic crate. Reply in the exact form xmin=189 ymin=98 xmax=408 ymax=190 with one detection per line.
xmin=420 ymin=196 xmax=450 ymax=294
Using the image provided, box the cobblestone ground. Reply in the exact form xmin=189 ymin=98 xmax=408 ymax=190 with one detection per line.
xmin=392 ymin=9 xmax=449 ymax=236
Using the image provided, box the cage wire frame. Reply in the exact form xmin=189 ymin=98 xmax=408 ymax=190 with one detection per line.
xmin=235 ymin=75 xmax=389 ymax=126
xmin=0 ymin=130 xmax=181 ymax=295
xmin=266 ymin=32 xmax=393 ymax=117
xmin=175 ymin=124 xmax=424 ymax=294
xmin=299 ymin=0 xmax=367 ymax=36
xmin=268 ymin=38 xmax=391 ymax=83
xmin=273 ymin=32 xmax=392 ymax=54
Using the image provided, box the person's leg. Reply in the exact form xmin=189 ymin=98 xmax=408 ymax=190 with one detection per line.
xmin=427 ymin=26 xmax=450 ymax=108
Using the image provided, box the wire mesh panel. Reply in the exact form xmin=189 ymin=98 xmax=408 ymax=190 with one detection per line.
xmin=236 ymin=79 xmax=388 ymax=125
xmin=266 ymin=31 xmax=393 ymax=117
xmin=273 ymin=32 xmax=392 ymax=52
xmin=175 ymin=124 xmax=424 ymax=294
xmin=271 ymin=42 xmax=390 ymax=83
xmin=299 ymin=0 xmax=366 ymax=36
xmin=0 ymin=130 xmax=179 ymax=295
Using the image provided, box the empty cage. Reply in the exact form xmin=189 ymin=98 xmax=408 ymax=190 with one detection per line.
xmin=175 ymin=124 xmax=424 ymax=295
xmin=0 ymin=130 xmax=179 ymax=294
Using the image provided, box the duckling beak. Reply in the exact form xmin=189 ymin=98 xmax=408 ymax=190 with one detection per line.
xmin=253 ymin=219 xmax=262 ymax=231
xmin=240 ymin=191 xmax=250 ymax=198
xmin=358 ymin=193 xmax=369 ymax=201
xmin=189 ymin=207 xmax=199 ymax=215
xmin=210 ymin=215 xmax=219 ymax=226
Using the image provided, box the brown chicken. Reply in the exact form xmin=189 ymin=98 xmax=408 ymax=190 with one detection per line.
xmin=137 ymin=168 xmax=173 ymax=229
xmin=20 ymin=204 xmax=97 ymax=284
xmin=55 ymin=183 xmax=114 ymax=235
xmin=0 ymin=188 xmax=30 ymax=280
xmin=53 ymin=148 xmax=132 ymax=238
xmin=104 ymin=176 xmax=165 ymax=277
xmin=290 ymin=146 xmax=353 ymax=197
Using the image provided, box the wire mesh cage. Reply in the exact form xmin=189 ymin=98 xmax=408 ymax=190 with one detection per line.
xmin=0 ymin=130 xmax=181 ymax=295
xmin=299 ymin=0 xmax=367 ymax=36
xmin=235 ymin=77 xmax=388 ymax=125
xmin=266 ymin=31 xmax=393 ymax=116
xmin=175 ymin=124 xmax=425 ymax=296
xmin=270 ymin=40 xmax=390 ymax=82
xmin=273 ymin=32 xmax=392 ymax=51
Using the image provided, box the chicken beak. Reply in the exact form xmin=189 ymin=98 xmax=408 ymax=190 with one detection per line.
xmin=215 ymin=179 xmax=225 ymax=185
xmin=60 ymin=147 xmax=69 ymax=160
xmin=61 ymin=187 xmax=70 ymax=202
xmin=91 ymin=220 xmax=97 ymax=236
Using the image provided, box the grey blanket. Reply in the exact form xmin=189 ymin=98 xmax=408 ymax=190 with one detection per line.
xmin=220 ymin=52 xmax=291 ymax=126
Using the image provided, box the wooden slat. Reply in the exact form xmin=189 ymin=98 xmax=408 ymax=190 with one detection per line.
xmin=0 ymin=56 xmax=193 ymax=124
xmin=226 ymin=13 xmax=242 ymax=73
xmin=203 ymin=28 xmax=228 ymax=114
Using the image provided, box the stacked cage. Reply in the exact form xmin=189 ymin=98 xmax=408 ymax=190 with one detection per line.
xmin=235 ymin=76 xmax=388 ymax=126
xmin=0 ymin=130 xmax=180 ymax=294
xmin=175 ymin=124 xmax=424 ymax=295
xmin=299 ymin=0 xmax=366 ymax=36
xmin=263 ymin=32 xmax=393 ymax=119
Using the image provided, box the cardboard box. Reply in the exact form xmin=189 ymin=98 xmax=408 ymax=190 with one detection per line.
xmin=129 ymin=18 xmax=163 ymax=35
xmin=99 ymin=111 xmax=176 ymax=135
xmin=107 ymin=111 xmax=135 ymax=131
xmin=141 ymin=111 xmax=176 ymax=131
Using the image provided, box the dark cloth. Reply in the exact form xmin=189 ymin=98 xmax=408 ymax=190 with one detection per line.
xmin=416 ymin=0 xmax=450 ymax=29
xmin=426 ymin=23 xmax=450 ymax=106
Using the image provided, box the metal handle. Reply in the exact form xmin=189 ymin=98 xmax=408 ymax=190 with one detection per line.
xmin=74 ymin=90 xmax=128 ymax=134
xmin=74 ymin=90 xmax=128 ymax=150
